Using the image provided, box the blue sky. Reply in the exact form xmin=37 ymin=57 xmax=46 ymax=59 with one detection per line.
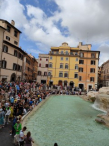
xmin=0 ymin=0 xmax=109 ymax=65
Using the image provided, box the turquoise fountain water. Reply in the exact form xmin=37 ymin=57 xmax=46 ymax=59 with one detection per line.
xmin=26 ymin=95 xmax=109 ymax=146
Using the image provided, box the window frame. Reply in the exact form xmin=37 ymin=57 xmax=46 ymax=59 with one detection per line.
xmin=2 ymin=60 xmax=7 ymax=69
xmin=74 ymin=73 xmax=78 ymax=78
xmin=6 ymin=36 xmax=10 ymax=41
xmin=60 ymin=63 xmax=63 ymax=69
xmin=3 ymin=45 xmax=8 ymax=53
xmin=79 ymin=67 xmax=83 ymax=72
xmin=59 ymin=72 xmax=63 ymax=77
xmin=90 ymin=77 xmax=94 ymax=82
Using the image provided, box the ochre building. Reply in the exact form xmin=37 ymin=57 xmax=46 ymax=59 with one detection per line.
xmin=48 ymin=42 xmax=100 ymax=91
xmin=0 ymin=19 xmax=26 ymax=82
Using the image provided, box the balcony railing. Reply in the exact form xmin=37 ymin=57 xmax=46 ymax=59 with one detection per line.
xmin=49 ymin=52 xmax=79 ymax=56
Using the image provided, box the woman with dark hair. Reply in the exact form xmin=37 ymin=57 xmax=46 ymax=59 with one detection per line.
xmin=24 ymin=131 xmax=34 ymax=146
xmin=54 ymin=143 xmax=58 ymax=146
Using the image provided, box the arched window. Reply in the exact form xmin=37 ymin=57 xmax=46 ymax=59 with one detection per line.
xmin=64 ymin=73 xmax=68 ymax=77
xmin=38 ymin=71 xmax=41 ymax=75
xmin=59 ymin=72 xmax=63 ymax=77
xmin=2 ymin=60 xmax=7 ymax=68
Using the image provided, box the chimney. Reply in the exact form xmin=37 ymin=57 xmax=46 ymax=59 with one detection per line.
xmin=11 ymin=20 xmax=15 ymax=26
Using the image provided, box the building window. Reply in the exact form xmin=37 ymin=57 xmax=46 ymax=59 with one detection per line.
xmin=39 ymin=63 xmax=41 ymax=67
xmin=80 ymin=52 xmax=84 ymax=57
xmin=21 ymin=54 xmax=23 ymax=60
xmin=61 ymin=51 xmax=63 ymax=54
xmin=38 ymin=71 xmax=41 ymax=75
xmin=40 ymin=58 xmax=42 ymax=61
xmin=76 ymin=58 xmax=78 ymax=61
xmin=14 ymin=50 xmax=17 ymax=57
xmin=90 ymin=77 xmax=94 ymax=82
xmin=59 ymin=72 xmax=63 ymax=77
xmin=49 ymin=63 xmax=52 ymax=68
xmin=48 ymin=72 xmax=51 ymax=76
xmin=46 ymin=59 xmax=48 ymax=61
xmin=13 ymin=63 xmax=17 ymax=70
xmin=65 ymin=64 xmax=68 ymax=69
xmin=91 ymin=53 xmax=95 ymax=58
xmin=17 ymin=65 xmax=20 ymax=71
xmin=75 ymin=52 xmax=78 ymax=55
xmin=66 ymin=57 xmax=68 ymax=61
xmin=44 ymin=72 xmax=47 ymax=76
xmin=20 ymin=66 xmax=22 ymax=71
xmin=50 ymin=56 xmax=52 ymax=60
xmin=70 ymin=52 xmax=73 ymax=55
xmin=75 ymin=64 xmax=78 ymax=70
xmin=14 ymin=30 xmax=18 ymax=37
xmin=7 ymin=25 xmax=11 ymax=32
xmin=64 ymin=73 xmax=68 ymax=77
xmin=2 ymin=60 xmax=7 ymax=69
xmin=90 ymin=68 xmax=95 ymax=73
xmin=3 ymin=45 xmax=8 ymax=53
xmin=79 ymin=60 xmax=84 ymax=64
xmin=79 ymin=67 xmax=83 ymax=72
xmin=79 ymin=76 xmax=82 ymax=81
xmin=60 ymin=63 xmax=63 ymax=69
xmin=66 ymin=51 xmax=69 ymax=55
xmin=91 ymin=60 xmax=95 ymax=65
xmin=61 ymin=57 xmax=63 ymax=60
xmin=56 ymin=51 xmax=59 ymax=54
xmin=18 ymin=53 xmax=21 ymax=59
xmin=74 ymin=73 xmax=78 ymax=78
xmin=26 ymin=58 xmax=30 ymax=65
xmin=14 ymin=41 xmax=18 ymax=45
xmin=45 ymin=64 xmax=48 ymax=67
xmin=6 ymin=36 xmax=10 ymax=41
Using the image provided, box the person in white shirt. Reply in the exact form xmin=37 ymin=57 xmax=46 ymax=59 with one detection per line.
xmin=19 ymin=126 xmax=27 ymax=146
xmin=5 ymin=107 xmax=11 ymax=124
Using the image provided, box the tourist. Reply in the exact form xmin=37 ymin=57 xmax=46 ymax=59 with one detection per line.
xmin=24 ymin=131 xmax=34 ymax=146
xmin=5 ymin=107 xmax=11 ymax=124
xmin=14 ymin=120 xmax=22 ymax=145
xmin=0 ymin=107 xmax=5 ymax=128
xmin=19 ymin=126 xmax=27 ymax=146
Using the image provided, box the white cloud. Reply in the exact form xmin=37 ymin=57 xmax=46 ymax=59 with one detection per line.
xmin=0 ymin=0 xmax=27 ymax=28
xmin=0 ymin=0 xmax=109 ymax=63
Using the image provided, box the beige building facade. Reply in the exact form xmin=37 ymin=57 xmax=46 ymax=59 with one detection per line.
xmin=37 ymin=54 xmax=49 ymax=84
xmin=0 ymin=19 xmax=26 ymax=82
xmin=99 ymin=60 xmax=109 ymax=87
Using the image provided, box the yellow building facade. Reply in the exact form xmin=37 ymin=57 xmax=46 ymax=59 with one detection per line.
xmin=48 ymin=42 xmax=100 ymax=91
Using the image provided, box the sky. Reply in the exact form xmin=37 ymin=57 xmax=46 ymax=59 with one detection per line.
xmin=0 ymin=0 xmax=109 ymax=65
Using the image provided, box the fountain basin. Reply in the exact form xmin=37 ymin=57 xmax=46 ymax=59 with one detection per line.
xmin=25 ymin=95 xmax=109 ymax=146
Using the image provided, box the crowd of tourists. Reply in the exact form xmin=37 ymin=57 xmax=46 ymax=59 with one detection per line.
xmin=0 ymin=81 xmax=51 ymax=146
xmin=0 ymin=81 xmax=83 ymax=146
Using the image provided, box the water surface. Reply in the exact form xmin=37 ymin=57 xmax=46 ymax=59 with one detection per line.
xmin=26 ymin=95 xmax=109 ymax=146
